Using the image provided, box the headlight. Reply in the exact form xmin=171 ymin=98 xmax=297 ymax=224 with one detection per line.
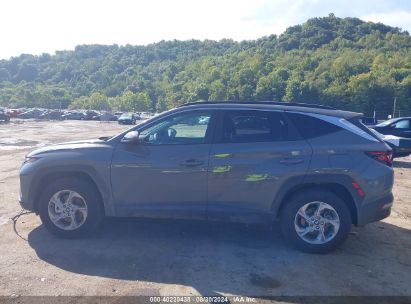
xmin=23 ymin=156 xmax=41 ymax=164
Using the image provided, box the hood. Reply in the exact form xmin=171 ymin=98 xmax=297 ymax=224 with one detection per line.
xmin=27 ymin=139 xmax=108 ymax=157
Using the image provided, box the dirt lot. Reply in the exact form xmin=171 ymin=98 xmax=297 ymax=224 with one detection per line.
xmin=0 ymin=119 xmax=410 ymax=298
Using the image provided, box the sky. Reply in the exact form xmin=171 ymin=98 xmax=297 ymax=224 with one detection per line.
xmin=1 ymin=0 xmax=411 ymax=59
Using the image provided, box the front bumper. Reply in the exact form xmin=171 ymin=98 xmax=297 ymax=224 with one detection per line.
xmin=19 ymin=171 xmax=36 ymax=213
xmin=19 ymin=198 xmax=35 ymax=212
xmin=357 ymin=192 xmax=393 ymax=226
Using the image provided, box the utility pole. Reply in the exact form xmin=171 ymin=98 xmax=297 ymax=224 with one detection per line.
xmin=392 ymin=97 xmax=397 ymax=118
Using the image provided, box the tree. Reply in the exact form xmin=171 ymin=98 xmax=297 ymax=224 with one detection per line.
xmin=70 ymin=92 xmax=110 ymax=110
xmin=113 ymin=91 xmax=151 ymax=112
xmin=89 ymin=92 xmax=111 ymax=110
xmin=0 ymin=68 xmax=10 ymax=82
xmin=0 ymin=15 xmax=409 ymax=118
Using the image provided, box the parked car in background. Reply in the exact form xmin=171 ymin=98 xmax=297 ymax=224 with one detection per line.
xmin=62 ymin=112 xmax=85 ymax=120
xmin=84 ymin=110 xmax=100 ymax=120
xmin=372 ymin=117 xmax=411 ymax=138
xmin=118 ymin=113 xmax=136 ymax=125
xmin=0 ymin=110 xmax=10 ymax=122
xmin=98 ymin=112 xmax=118 ymax=121
xmin=18 ymin=109 xmax=44 ymax=119
xmin=20 ymin=101 xmax=394 ymax=253
xmin=137 ymin=112 xmax=153 ymax=120
xmin=39 ymin=110 xmax=63 ymax=120
xmin=114 ymin=112 xmax=123 ymax=119
xmin=6 ymin=109 xmax=22 ymax=118
xmin=372 ymin=130 xmax=411 ymax=158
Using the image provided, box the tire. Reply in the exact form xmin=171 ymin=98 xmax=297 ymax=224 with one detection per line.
xmin=38 ymin=178 xmax=104 ymax=238
xmin=280 ymin=189 xmax=352 ymax=253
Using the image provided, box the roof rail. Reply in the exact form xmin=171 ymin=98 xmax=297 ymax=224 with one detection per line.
xmin=178 ymin=101 xmax=336 ymax=110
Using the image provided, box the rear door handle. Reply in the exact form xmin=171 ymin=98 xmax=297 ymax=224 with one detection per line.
xmin=279 ymin=158 xmax=304 ymax=165
xmin=181 ymin=159 xmax=204 ymax=167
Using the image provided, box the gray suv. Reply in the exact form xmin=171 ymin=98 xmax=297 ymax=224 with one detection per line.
xmin=19 ymin=102 xmax=394 ymax=253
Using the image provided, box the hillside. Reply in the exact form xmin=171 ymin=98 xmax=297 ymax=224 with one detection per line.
xmin=0 ymin=14 xmax=410 ymax=117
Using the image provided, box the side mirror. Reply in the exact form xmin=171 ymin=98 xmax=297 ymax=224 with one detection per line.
xmin=121 ymin=130 xmax=140 ymax=144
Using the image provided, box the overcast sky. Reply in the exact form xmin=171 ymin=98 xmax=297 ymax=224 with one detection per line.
xmin=1 ymin=0 xmax=411 ymax=59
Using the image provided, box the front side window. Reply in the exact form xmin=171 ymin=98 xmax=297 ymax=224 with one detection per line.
xmin=139 ymin=111 xmax=212 ymax=145
xmin=221 ymin=110 xmax=288 ymax=143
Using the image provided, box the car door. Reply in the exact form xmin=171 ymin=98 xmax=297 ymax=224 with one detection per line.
xmin=391 ymin=119 xmax=411 ymax=138
xmin=111 ymin=110 xmax=216 ymax=219
xmin=207 ymin=109 xmax=312 ymax=222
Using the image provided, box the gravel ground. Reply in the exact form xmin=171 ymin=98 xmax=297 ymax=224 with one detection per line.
xmin=0 ymin=120 xmax=410 ymax=298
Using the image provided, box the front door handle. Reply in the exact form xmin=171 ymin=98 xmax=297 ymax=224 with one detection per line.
xmin=279 ymin=158 xmax=304 ymax=165
xmin=181 ymin=159 xmax=204 ymax=167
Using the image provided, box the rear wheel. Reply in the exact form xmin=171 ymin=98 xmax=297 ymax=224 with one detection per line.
xmin=38 ymin=178 xmax=104 ymax=238
xmin=280 ymin=189 xmax=352 ymax=253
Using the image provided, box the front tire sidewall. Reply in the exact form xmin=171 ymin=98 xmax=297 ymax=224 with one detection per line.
xmin=38 ymin=178 xmax=103 ymax=238
xmin=280 ymin=190 xmax=352 ymax=253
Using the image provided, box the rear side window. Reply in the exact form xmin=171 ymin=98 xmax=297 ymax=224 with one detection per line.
xmin=220 ymin=110 xmax=289 ymax=143
xmin=286 ymin=113 xmax=341 ymax=139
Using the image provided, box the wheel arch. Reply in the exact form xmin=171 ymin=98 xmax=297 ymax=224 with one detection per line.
xmin=31 ymin=167 xmax=109 ymax=215
xmin=272 ymin=176 xmax=359 ymax=225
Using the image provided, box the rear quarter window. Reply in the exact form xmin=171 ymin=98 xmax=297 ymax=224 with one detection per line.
xmin=348 ymin=118 xmax=383 ymax=142
xmin=286 ymin=112 xmax=342 ymax=139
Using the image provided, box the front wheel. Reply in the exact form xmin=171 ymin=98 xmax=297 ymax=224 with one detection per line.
xmin=280 ymin=189 xmax=352 ymax=253
xmin=38 ymin=178 xmax=104 ymax=238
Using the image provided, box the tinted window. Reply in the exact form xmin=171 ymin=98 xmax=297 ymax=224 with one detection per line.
xmin=287 ymin=112 xmax=341 ymax=139
xmin=221 ymin=110 xmax=288 ymax=143
xmin=139 ymin=112 xmax=212 ymax=145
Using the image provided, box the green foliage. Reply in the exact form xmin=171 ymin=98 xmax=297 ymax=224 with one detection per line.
xmin=110 ymin=91 xmax=151 ymax=112
xmin=70 ymin=92 xmax=110 ymax=110
xmin=0 ymin=15 xmax=411 ymax=116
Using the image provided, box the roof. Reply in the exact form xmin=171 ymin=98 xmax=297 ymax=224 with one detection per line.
xmin=177 ymin=101 xmax=363 ymax=119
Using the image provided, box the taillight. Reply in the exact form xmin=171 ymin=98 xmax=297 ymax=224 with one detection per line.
xmin=365 ymin=151 xmax=393 ymax=167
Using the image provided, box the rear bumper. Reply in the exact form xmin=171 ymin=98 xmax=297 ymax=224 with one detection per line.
xmin=357 ymin=192 xmax=393 ymax=226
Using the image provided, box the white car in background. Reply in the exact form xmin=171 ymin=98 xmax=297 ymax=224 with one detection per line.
xmin=372 ymin=129 xmax=411 ymax=158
